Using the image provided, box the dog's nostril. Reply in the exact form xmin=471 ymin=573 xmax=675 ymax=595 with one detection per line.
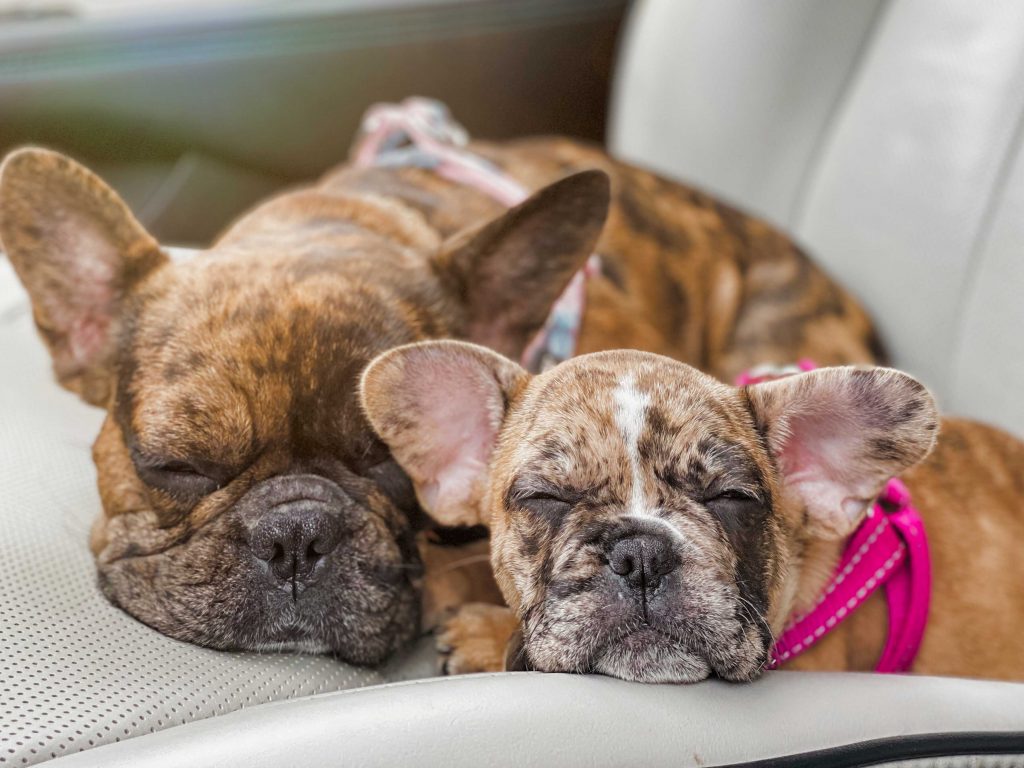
xmin=306 ymin=541 xmax=328 ymax=565
xmin=309 ymin=535 xmax=335 ymax=557
xmin=609 ymin=552 xmax=635 ymax=577
xmin=270 ymin=543 xmax=286 ymax=564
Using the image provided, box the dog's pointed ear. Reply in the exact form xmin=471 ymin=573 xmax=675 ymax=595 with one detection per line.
xmin=361 ymin=340 xmax=529 ymax=528
xmin=433 ymin=169 xmax=610 ymax=359
xmin=0 ymin=148 xmax=168 ymax=406
xmin=745 ymin=367 xmax=939 ymax=540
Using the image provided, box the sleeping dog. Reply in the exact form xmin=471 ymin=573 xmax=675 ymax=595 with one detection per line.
xmin=0 ymin=102 xmax=881 ymax=664
xmin=362 ymin=341 xmax=1024 ymax=681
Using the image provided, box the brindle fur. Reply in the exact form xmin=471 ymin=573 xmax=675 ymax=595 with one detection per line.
xmin=1 ymin=134 xmax=880 ymax=663
xmin=363 ymin=343 xmax=1024 ymax=683
xmin=491 ymin=140 xmax=883 ymax=377
xmin=338 ymin=137 xmax=884 ymax=378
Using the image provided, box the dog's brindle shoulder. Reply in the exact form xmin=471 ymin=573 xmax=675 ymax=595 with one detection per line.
xmin=0 ymin=137 xmax=880 ymax=663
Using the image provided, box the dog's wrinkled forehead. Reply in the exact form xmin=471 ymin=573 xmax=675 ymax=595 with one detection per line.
xmin=502 ymin=351 xmax=767 ymax=499
xmin=118 ymin=249 xmax=425 ymax=465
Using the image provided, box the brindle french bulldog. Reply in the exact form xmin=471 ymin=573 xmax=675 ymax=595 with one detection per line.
xmin=0 ymin=134 xmax=881 ymax=664
xmin=362 ymin=341 xmax=1024 ymax=682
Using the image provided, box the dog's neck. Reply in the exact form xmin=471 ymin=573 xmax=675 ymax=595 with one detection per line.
xmin=789 ymin=534 xmax=846 ymax=619
xmin=214 ymin=181 xmax=449 ymax=255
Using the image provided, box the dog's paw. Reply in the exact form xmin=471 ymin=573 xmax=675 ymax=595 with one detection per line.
xmin=436 ymin=603 xmax=518 ymax=675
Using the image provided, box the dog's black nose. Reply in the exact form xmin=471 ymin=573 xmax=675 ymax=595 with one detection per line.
xmin=248 ymin=505 xmax=341 ymax=584
xmin=607 ymin=533 xmax=679 ymax=591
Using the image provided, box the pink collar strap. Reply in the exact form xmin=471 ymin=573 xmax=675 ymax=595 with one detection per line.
xmin=351 ymin=97 xmax=599 ymax=372
xmin=738 ymin=363 xmax=932 ymax=673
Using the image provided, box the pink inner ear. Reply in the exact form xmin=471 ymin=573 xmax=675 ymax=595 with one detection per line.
xmin=67 ymin=314 xmax=113 ymax=372
xmin=757 ymin=367 xmax=936 ymax=541
xmin=775 ymin=412 xmax=878 ymax=539
xmin=408 ymin=356 xmax=504 ymax=522
xmin=44 ymin=222 xmax=120 ymax=375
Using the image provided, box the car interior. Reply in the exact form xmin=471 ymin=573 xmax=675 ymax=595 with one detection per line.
xmin=2 ymin=1 xmax=1024 ymax=766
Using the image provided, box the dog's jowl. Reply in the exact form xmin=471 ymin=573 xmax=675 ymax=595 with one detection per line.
xmin=1 ymin=114 xmax=881 ymax=663
xmin=363 ymin=341 xmax=1024 ymax=682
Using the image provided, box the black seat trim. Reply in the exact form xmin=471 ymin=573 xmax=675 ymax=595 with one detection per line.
xmin=725 ymin=731 xmax=1024 ymax=768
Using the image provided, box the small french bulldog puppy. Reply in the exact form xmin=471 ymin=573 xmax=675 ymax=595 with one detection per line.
xmin=362 ymin=341 xmax=1024 ymax=682
xmin=0 ymin=131 xmax=880 ymax=663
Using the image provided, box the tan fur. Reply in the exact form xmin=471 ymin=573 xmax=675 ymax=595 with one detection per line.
xmin=788 ymin=418 xmax=1024 ymax=679
xmin=364 ymin=342 xmax=1024 ymax=682
xmin=436 ymin=602 xmax=521 ymax=675
xmin=475 ymin=139 xmax=883 ymax=379
xmin=419 ymin=537 xmax=504 ymax=631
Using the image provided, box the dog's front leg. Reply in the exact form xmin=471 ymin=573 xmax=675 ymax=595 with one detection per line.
xmin=436 ymin=603 xmax=519 ymax=675
xmin=417 ymin=535 xmax=516 ymax=674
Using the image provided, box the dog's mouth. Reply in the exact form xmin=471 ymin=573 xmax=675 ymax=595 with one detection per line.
xmin=242 ymin=575 xmax=423 ymax=663
xmin=529 ymin=621 xmax=766 ymax=683
xmin=95 ymin=479 xmax=425 ymax=666
xmin=520 ymin=595 xmax=769 ymax=683
xmin=98 ymin=544 xmax=423 ymax=665
xmin=591 ymin=623 xmax=714 ymax=683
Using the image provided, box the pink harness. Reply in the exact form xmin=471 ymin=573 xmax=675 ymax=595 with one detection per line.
xmin=737 ymin=364 xmax=932 ymax=672
xmin=352 ymin=97 xmax=598 ymax=373
xmin=354 ymin=98 xmax=932 ymax=673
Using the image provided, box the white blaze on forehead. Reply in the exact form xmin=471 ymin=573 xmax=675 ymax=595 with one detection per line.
xmin=612 ymin=373 xmax=686 ymax=542
xmin=612 ymin=374 xmax=651 ymax=516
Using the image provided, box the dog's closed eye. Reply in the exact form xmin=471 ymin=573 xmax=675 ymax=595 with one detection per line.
xmin=702 ymin=488 xmax=767 ymax=537
xmin=131 ymin=449 xmax=227 ymax=501
xmin=139 ymin=462 xmax=221 ymax=499
xmin=517 ymin=492 xmax=573 ymax=522
xmin=704 ymin=489 xmax=759 ymax=504
xmin=508 ymin=478 xmax=579 ymax=523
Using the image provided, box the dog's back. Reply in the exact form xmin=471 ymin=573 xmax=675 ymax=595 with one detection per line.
xmin=299 ymin=135 xmax=884 ymax=380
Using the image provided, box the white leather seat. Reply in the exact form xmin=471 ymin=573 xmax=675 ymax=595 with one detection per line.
xmin=612 ymin=0 xmax=1024 ymax=438
xmin=40 ymin=673 xmax=1024 ymax=768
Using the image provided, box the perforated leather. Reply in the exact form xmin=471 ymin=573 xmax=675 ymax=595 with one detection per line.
xmin=0 ymin=258 xmax=405 ymax=766
xmin=612 ymin=0 xmax=1024 ymax=437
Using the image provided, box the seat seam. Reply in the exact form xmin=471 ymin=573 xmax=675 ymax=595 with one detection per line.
xmin=947 ymin=96 xmax=1024 ymax=405
xmin=788 ymin=0 xmax=893 ymax=231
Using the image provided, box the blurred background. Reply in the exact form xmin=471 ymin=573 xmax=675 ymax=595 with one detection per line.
xmin=0 ymin=0 xmax=627 ymax=244
xmin=1 ymin=0 xmax=1022 ymax=434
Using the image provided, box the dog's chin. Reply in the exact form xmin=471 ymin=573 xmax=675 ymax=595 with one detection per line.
xmin=241 ymin=591 xmax=421 ymax=667
xmin=99 ymin=561 xmax=422 ymax=668
xmin=157 ymin=595 xmax=419 ymax=667
xmin=592 ymin=626 xmax=712 ymax=683
xmin=528 ymin=622 xmax=768 ymax=684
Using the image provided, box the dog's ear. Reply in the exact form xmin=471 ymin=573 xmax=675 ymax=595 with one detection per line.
xmin=745 ymin=367 xmax=939 ymax=540
xmin=0 ymin=148 xmax=168 ymax=406
xmin=361 ymin=340 xmax=529 ymax=528
xmin=433 ymin=169 xmax=610 ymax=360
